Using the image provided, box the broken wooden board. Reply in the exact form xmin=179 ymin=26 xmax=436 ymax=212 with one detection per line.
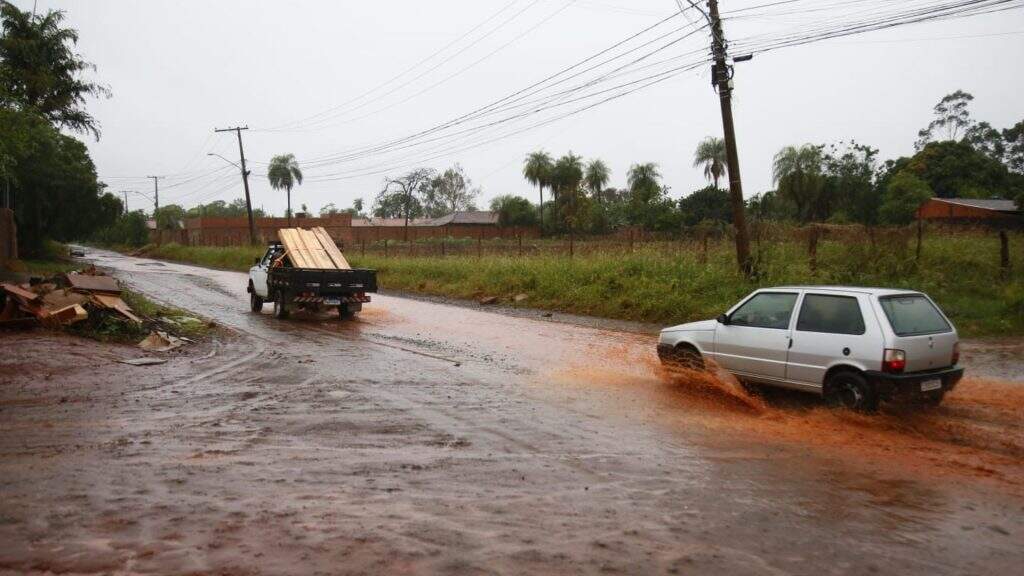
xmin=65 ymin=273 xmax=120 ymax=294
xmin=90 ymin=293 xmax=143 ymax=324
xmin=1 ymin=283 xmax=42 ymax=303
xmin=46 ymin=303 xmax=88 ymax=326
xmin=312 ymin=227 xmax=351 ymax=269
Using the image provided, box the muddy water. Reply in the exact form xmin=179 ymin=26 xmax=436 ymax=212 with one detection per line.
xmin=0 ymin=247 xmax=1021 ymax=575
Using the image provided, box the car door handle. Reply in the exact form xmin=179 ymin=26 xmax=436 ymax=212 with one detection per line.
xmin=788 ymin=337 xmax=793 ymax=349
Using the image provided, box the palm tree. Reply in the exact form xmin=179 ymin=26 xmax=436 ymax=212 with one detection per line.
xmin=627 ymin=162 xmax=662 ymax=202
xmin=268 ymin=154 xmax=303 ymax=227
xmin=583 ymin=159 xmax=611 ymax=201
xmin=772 ymin=145 xmax=823 ymax=223
xmin=693 ymin=137 xmax=727 ymax=188
xmin=522 ymin=151 xmax=553 ymax=229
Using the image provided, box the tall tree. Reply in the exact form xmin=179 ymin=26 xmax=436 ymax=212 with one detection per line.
xmin=916 ymin=90 xmax=974 ymax=150
xmin=550 ymin=153 xmax=585 ymax=233
xmin=583 ymin=159 xmax=611 ymax=201
xmin=423 ymin=163 xmax=479 ymax=217
xmin=693 ymin=136 xmax=727 ymax=188
xmin=522 ymin=151 xmax=553 ymax=230
xmin=376 ymin=168 xmax=435 ymax=240
xmin=490 ymin=195 xmax=538 ymax=227
xmin=1003 ymin=120 xmax=1024 ymax=174
xmin=879 ymin=172 xmax=932 ymax=225
xmin=267 ymin=153 xmax=303 ymax=226
xmin=772 ymin=145 xmax=824 ymax=223
xmin=0 ymin=2 xmax=110 ymax=139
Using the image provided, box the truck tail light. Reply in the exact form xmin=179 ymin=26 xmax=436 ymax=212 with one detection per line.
xmin=882 ymin=349 xmax=906 ymax=374
xmin=951 ymin=342 xmax=960 ymax=366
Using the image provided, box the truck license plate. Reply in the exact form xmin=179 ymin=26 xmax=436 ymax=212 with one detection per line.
xmin=323 ymin=298 xmax=341 ymax=306
xmin=920 ymin=379 xmax=942 ymax=392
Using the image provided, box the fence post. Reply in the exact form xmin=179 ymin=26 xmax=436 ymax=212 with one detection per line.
xmin=384 ymin=239 xmax=389 ymax=258
xmin=628 ymin=229 xmax=633 ymax=253
xmin=441 ymin=238 xmax=446 ymax=257
xmin=361 ymin=238 xmax=365 ymax=256
xmin=1000 ymin=230 xmax=1010 ymax=278
xmin=477 ymin=234 xmax=482 ymax=258
xmin=700 ymin=234 xmax=708 ymax=264
xmin=808 ymin=227 xmax=819 ymax=273
xmin=518 ymin=233 xmax=523 ymax=257
xmin=916 ymin=218 xmax=923 ymax=262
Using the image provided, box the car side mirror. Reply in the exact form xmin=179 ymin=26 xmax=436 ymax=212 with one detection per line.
xmin=254 ymin=257 xmax=261 ymax=265
xmin=717 ymin=313 xmax=730 ymax=325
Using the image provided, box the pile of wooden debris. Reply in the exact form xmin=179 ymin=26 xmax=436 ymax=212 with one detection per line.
xmin=0 ymin=266 xmax=141 ymax=328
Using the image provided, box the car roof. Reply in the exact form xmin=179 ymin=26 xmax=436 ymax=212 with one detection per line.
xmin=762 ymin=286 xmax=921 ymax=297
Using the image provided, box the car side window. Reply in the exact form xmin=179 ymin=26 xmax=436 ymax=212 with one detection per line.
xmin=729 ymin=292 xmax=798 ymax=330
xmin=261 ymin=249 xmax=275 ymax=267
xmin=796 ymin=294 xmax=866 ymax=335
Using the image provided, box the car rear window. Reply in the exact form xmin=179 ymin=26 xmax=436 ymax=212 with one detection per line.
xmin=879 ymin=294 xmax=951 ymax=336
xmin=797 ymin=294 xmax=865 ymax=335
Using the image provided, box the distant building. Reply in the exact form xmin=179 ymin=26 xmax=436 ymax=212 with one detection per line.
xmin=916 ymin=198 xmax=1021 ymax=222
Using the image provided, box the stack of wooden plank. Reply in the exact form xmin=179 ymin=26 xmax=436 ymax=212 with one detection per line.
xmin=277 ymin=227 xmax=350 ymax=269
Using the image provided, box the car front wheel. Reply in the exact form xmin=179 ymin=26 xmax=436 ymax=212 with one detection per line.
xmin=825 ymin=371 xmax=879 ymax=413
xmin=250 ymin=291 xmax=264 ymax=313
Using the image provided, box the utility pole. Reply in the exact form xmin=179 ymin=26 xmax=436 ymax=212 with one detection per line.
xmin=146 ymin=176 xmax=162 ymax=214
xmin=214 ymin=125 xmax=257 ymax=245
xmin=122 ymin=190 xmax=129 ymax=215
xmin=706 ymin=0 xmax=752 ymax=277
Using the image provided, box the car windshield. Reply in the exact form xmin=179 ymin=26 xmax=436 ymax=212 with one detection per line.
xmin=879 ymin=294 xmax=951 ymax=336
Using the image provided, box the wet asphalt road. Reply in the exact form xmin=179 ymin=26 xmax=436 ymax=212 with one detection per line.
xmin=1 ymin=247 xmax=1021 ymax=575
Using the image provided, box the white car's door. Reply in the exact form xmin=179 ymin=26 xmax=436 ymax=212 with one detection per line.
xmin=251 ymin=250 xmax=271 ymax=298
xmin=786 ymin=292 xmax=876 ymax=386
xmin=713 ymin=291 xmax=799 ymax=380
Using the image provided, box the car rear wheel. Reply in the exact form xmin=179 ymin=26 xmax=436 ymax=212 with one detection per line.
xmin=250 ymin=292 xmax=264 ymax=313
xmin=273 ymin=292 xmax=290 ymax=319
xmin=825 ymin=371 xmax=879 ymax=413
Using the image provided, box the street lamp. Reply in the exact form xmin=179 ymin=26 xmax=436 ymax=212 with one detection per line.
xmin=207 ymin=152 xmax=241 ymax=170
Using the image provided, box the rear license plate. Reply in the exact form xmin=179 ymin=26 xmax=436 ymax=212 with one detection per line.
xmin=920 ymin=379 xmax=942 ymax=392
xmin=323 ymin=299 xmax=341 ymax=306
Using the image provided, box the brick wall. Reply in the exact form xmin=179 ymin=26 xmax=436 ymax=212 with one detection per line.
xmin=349 ymin=224 xmax=540 ymax=244
xmin=0 ymin=208 xmax=16 ymax=268
xmin=917 ymin=200 xmax=1015 ymax=220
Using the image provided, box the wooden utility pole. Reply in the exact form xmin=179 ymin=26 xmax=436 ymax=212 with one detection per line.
xmin=146 ymin=176 xmax=161 ymax=213
xmin=214 ymin=126 xmax=257 ymax=245
xmin=706 ymin=0 xmax=753 ymax=276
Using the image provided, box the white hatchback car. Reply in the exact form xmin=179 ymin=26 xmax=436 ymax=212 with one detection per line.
xmin=657 ymin=287 xmax=964 ymax=411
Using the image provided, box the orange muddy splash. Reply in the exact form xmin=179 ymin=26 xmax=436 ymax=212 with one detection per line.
xmin=550 ymin=347 xmax=1024 ymax=495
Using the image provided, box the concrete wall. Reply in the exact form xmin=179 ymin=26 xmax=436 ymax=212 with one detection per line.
xmin=0 ymin=208 xmax=16 ymax=268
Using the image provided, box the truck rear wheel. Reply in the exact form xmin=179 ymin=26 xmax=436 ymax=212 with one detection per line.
xmin=273 ymin=292 xmax=290 ymax=319
xmin=250 ymin=292 xmax=264 ymax=313
xmin=825 ymin=371 xmax=879 ymax=413
xmin=337 ymin=305 xmax=355 ymax=320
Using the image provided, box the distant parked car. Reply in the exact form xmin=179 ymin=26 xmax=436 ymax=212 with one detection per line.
xmin=69 ymin=247 xmax=85 ymax=257
xmin=657 ymin=287 xmax=963 ymax=412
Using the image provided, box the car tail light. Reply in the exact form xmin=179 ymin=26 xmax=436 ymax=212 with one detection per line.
xmin=951 ymin=342 xmax=960 ymax=365
xmin=882 ymin=349 xmax=906 ymax=374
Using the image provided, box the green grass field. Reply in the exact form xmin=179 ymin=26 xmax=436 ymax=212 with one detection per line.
xmin=139 ymin=234 xmax=1024 ymax=338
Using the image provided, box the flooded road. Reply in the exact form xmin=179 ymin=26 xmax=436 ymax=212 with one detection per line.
xmin=1 ymin=248 xmax=1022 ymax=575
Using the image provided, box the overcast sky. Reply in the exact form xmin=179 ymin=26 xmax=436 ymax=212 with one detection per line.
xmin=15 ymin=0 xmax=1024 ymax=216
